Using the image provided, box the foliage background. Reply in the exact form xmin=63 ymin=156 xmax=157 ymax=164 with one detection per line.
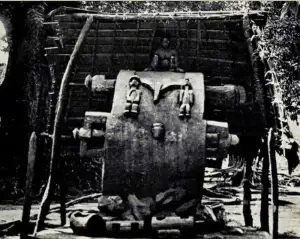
xmin=262 ymin=5 xmax=300 ymax=121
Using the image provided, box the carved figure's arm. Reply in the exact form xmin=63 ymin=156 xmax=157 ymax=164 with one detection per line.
xmin=172 ymin=50 xmax=184 ymax=72
xmin=171 ymin=50 xmax=179 ymax=69
xmin=151 ymin=50 xmax=160 ymax=70
xmin=178 ymin=89 xmax=184 ymax=104
xmin=133 ymin=90 xmax=142 ymax=103
xmin=189 ymin=89 xmax=194 ymax=105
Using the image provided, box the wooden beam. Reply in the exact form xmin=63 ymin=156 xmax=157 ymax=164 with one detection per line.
xmin=52 ymin=11 xmax=267 ymax=21
xmin=21 ymin=132 xmax=37 ymax=239
xmin=33 ymin=15 xmax=94 ymax=235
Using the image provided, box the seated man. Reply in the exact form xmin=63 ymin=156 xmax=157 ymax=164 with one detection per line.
xmin=145 ymin=37 xmax=184 ymax=72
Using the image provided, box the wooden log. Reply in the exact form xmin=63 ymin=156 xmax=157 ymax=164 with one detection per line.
xmin=69 ymin=212 xmax=105 ymax=236
xmin=205 ymin=85 xmax=247 ymax=108
xmin=206 ymin=133 xmax=219 ymax=147
xmin=67 ymin=79 xmax=247 ymax=110
xmin=105 ymin=220 xmax=144 ymax=235
xmin=206 ymin=120 xmax=228 ymax=134
xmin=206 ymin=148 xmax=219 ymax=158
xmin=205 ymin=120 xmax=239 ymax=160
xmin=59 ymin=71 xmax=250 ymax=86
xmin=34 ymin=16 xmax=94 ymax=235
xmin=151 ymin=216 xmax=194 ymax=230
xmin=21 ymin=132 xmax=37 ymax=239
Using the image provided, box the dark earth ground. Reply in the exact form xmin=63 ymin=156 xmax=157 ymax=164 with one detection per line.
xmin=1 ymin=154 xmax=300 ymax=239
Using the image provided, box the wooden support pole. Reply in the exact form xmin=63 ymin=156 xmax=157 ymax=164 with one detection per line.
xmin=33 ymin=15 xmax=93 ymax=235
xmin=59 ymin=155 xmax=66 ymax=226
xmin=243 ymin=157 xmax=253 ymax=227
xmin=21 ymin=132 xmax=37 ymax=239
xmin=260 ymin=137 xmax=269 ymax=232
xmin=268 ymin=128 xmax=279 ymax=238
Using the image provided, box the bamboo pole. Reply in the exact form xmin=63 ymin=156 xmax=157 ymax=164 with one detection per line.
xmin=66 ymin=12 xmax=267 ymax=21
xmin=21 ymin=132 xmax=37 ymax=239
xmin=33 ymin=15 xmax=94 ymax=236
xmin=49 ymin=7 xmax=267 ymax=18
xmin=72 ymin=13 xmax=240 ymax=21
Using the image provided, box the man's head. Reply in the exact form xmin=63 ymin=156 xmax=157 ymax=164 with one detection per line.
xmin=161 ymin=37 xmax=170 ymax=49
xmin=129 ymin=75 xmax=141 ymax=88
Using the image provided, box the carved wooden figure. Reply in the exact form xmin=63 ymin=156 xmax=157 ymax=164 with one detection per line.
xmin=124 ymin=75 xmax=142 ymax=117
xmin=178 ymin=78 xmax=194 ymax=118
xmin=146 ymin=37 xmax=183 ymax=72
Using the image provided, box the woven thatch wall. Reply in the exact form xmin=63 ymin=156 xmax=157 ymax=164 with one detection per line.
xmin=44 ymin=11 xmax=267 ymax=147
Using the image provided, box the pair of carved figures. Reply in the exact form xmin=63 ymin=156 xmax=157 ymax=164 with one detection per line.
xmin=124 ymin=76 xmax=194 ymax=119
xmin=124 ymin=37 xmax=192 ymax=117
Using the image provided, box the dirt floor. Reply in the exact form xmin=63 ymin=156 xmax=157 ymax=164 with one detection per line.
xmin=1 ymin=154 xmax=300 ymax=239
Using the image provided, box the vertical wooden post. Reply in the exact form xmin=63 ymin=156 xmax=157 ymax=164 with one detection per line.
xmin=243 ymin=157 xmax=253 ymax=227
xmin=21 ymin=132 xmax=37 ymax=239
xmin=268 ymin=128 xmax=279 ymax=238
xmin=260 ymin=136 xmax=269 ymax=231
xmin=59 ymin=154 xmax=66 ymax=226
xmin=33 ymin=16 xmax=94 ymax=235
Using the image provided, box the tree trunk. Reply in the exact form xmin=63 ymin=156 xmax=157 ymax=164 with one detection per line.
xmin=0 ymin=2 xmax=49 ymax=198
xmin=0 ymin=1 xmax=81 ymax=200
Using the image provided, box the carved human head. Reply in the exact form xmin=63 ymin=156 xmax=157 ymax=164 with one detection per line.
xmin=161 ymin=37 xmax=170 ymax=49
xmin=129 ymin=75 xmax=141 ymax=88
